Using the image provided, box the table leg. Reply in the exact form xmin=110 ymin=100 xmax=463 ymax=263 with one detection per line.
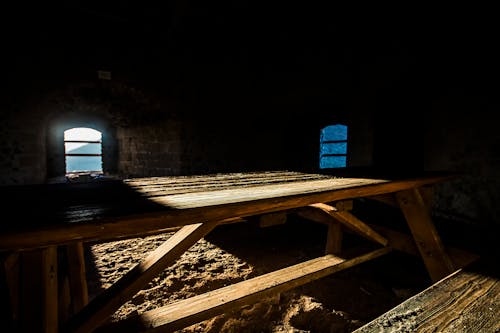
xmin=66 ymin=242 xmax=89 ymax=313
xmin=42 ymin=246 xmax=58 ymax=333
xmin=396 ymin=188 xmax=455 ymax=282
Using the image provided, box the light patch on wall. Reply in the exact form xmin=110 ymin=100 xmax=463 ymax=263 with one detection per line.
xmin=64 ymin=127 xmax=103 ymax=173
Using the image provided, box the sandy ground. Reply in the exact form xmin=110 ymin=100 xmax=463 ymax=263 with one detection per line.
xmin=85 ymin=215 xmax=431 ymax=333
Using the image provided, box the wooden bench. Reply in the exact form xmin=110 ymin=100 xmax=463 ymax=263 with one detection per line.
xmin=352 ymin=258 xmax=500 ymax=333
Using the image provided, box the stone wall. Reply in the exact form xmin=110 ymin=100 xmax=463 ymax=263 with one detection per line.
xmin=425 ymin=97 xmax=500 ymax=227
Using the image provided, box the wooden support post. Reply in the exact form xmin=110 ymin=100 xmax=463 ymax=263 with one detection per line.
xmin=96 ymin=247 xmax=392 ymax=333
xmin=396 ymin=188 xmax=455 ymax=282
xmin=42 ymin=246 xmax=58 ymax=333
xmin=325 ymin=222 xmax=342 ymax=255
xmin=66 ymin=242 xmax=89 ymax=314
xmin=65 ymin=221 xmax=220 ymax=333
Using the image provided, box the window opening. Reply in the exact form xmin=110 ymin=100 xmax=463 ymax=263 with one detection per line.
xmin=64 ymin=127 xmax=103 ymax=174
xmin=319 ymin=124 xmax=348 ymax=168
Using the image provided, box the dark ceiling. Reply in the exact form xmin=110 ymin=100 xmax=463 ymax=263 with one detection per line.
xmin=2 ymin=2 xmax=499 ymax=101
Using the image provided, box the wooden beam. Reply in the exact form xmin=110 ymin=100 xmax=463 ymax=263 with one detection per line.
xmin=96 ymin=247 xmax=392 ymax=333
xmin=65 ymin=221 xmax=220 ymax=333
xmin=396 ymin=188 xmax=455 ymax=282
xmin=0 ymin=175 xmax=456 ymax=251
xmin=309 ymin=203 xmax=388 ymax=246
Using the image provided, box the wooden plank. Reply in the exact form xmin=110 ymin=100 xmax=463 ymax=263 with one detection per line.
xmin=309 ymin=203 xmax=388 ymax=246
xmin=125 ymin=171 xmax=326 ymax=186
xmin=66 ymin=242 xmax=89 ymax=314
xmin=0 ymin=174 xmax=455 ymax=251
xmin=129 ymin=174 xmax=329 ymax=195
xmin=42 ymin=246 xmax=58 ymax=333
xmin=396 ymin=188 xmax=455 ymax=282
xmin=96 ymin=247 xmax=392 ymax=333
xmin=124 ymin=171 xmax=308 ymax=184
xmin=353 ymin=260 xmax=500 ymax=333
xmin=325 ymin=222 xmax=342 ymax=255
xmin=65 ymin=221 xmax=220 ymax=333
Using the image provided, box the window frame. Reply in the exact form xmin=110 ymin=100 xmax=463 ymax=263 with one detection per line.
xmin=64 ymin=129 xmax=103 ymax=174
xmin=319 ymin=124 xmax=348 ymax=169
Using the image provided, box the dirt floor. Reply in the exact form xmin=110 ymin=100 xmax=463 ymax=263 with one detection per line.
xmin=85 ymin=211 xmax=433 ymax=333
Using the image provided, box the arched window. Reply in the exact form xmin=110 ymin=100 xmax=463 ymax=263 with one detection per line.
xmin=64 ymin=127 xmax=103 ymax=174
xmin=319 ymin=124 xmax=348 ymax=169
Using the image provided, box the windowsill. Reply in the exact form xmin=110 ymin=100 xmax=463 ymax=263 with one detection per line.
xmin=46 ymin=172 xmax=120 ymax=184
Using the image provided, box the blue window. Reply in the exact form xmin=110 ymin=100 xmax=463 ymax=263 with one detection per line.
xmin=319 ymin=124 xmax=348 ymax=168
xmin=64 ymin=127 xmax=103 ymax=173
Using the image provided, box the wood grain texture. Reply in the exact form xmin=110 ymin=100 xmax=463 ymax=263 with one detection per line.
xmin=96 ymin=247 xmax=392 ymax=333
xmin=353 ymin=261 xmax=500 ymax=333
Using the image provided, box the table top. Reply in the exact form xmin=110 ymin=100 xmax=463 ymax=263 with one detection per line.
xmin=0 ymin=170 xmax=455 ymax=251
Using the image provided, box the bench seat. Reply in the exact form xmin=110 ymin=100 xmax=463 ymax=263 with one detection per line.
xmin=353 ymin=258 xmax=499 ymax=333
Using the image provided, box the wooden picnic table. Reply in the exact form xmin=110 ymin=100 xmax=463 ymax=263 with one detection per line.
xmin=0 ymin=170 xmax=474 ymax=332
